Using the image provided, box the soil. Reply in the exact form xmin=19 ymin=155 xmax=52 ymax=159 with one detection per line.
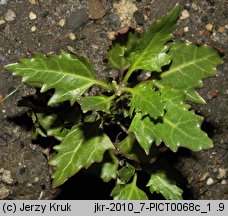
xmin=0 ymin=0 xmax=227 ymax=200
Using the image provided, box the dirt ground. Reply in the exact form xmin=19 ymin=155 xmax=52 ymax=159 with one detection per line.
xmin=0 ymin=0 xmax=227 ymax=200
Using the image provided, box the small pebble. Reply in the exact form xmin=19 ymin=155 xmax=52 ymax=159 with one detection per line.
xmin=58 ymin=18 xmax=65 ymax=27
xmin=88 ymin=0 xmax=106 ymax=20
xmin=221 ymin=180 xmax=226 ymax=185
xmin=191 ymin=3 xmax=198 ymax=11
xmin=218 ymin=168 xmax=227 ymax=179
xmin=113 ymin=0 xmax=137 ymax=27
xmin=31 ymin=25 xmax=36 ymax=32
xmin=0 ymin=19 xmax=6 ymax=25
xmin=66 ymin=9 xmax=89 ymax=29
xmin=206 ymin=23 xmax=213 ymax=31
xmin=180 ymin=9 xmax=190 ymax=20
xmin=210 ymin=89 xmax=218 ymax=98
xmin=218 ymin=26 xmax=225 ymax=33
xmin=4 ymin=9 xmax=16 ymax=22
xmin=29 ymin=0 xmax=38 ymax=4
xmin=91 ymin=44 xmax=99 ymax=49
xmin=69 ymin=32 xmax=76 ymax=40
xmin=199 ymin=172 xmax=210 ymax=181
xmin=206 ymin=177 xmax=214 ymax=185
xmin=29 ymin=12 xmax=37 ymax=20
xmin=34 ymin=177 xmax=39 ymax=182
xmin=0 ymin=168 xmax=13 ymax=184
xmin=213 ymin=168 xmax=218 ymax=173
xmin=184 ymin=26 xmax=189 ymax=32
xmin=107 ymin=31 xmax=116 ymax=40
xmin=0 ymin=0 xmax=8 ymax=5
xmin=0 ymin=187 xmax=10 ymax=199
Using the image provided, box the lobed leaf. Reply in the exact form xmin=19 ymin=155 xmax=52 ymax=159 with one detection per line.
xmin=128 ymin=82 xmax=165 ymax=118
xmin=5 ymin=50 xmax=110 ymax=105
xmin=49 ymin=123 xmax=114 ymax=187
xmin=79 ymin=95 xmax=113 ymax=113
xmin=111 ymin=174 xmax=148 ymax=200
xmin=147 ymin=171 xmax=183 ymax=200
xmin=107 ymin=32 xmax=139 ymax=71
xmin=124 ymin=4 xmax=180 ymax=82
xmin=129 ymin=113 xmax=160 ymax=154
xmin=118 ymin=162 xmax=135 ymax=184
xmin=157 ymin=42 xmax=223 ymax=103
xmin=35 ymin=113 xmax=62 ymax=137
xmin=100 ymin=150 xmax=119 ymax=182
xmin=117 ymin=134 xmax=160 ymax=163
xmin=155 ymin=105 xmax=212 ymax=152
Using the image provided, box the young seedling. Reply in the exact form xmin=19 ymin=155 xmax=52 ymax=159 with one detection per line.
xmin=4 ymin=4 xmax=222 ymax=199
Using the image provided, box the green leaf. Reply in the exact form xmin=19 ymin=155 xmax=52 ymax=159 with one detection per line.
xmin=124 ymin=4 xmax=180 ymax=82
xmin=117 ymin=134 xmax=160 ymax=163
xmin=155 ymin=104 xmax=213 ymax=152
xmin=111 ymin=174 xmax=148 ymax=200
xmin=117 ymin=134 xmax=144 ymax=162
xmin=129 ymin=113 xmax=159 ymax=154
xmin=100 ymin=151 xmax=119 ymax=182
xmin=49 ymin=123 xmax=114 ymax=187
xmin=5 ymin=50 xmax=110 ymax=105
xmin=157 ymin=42 xmax=223 ymax=103
xmin=35 ymin=113 xmax=62 ymax=137
xmin=128 ymin=82 xmax=165 ymax=118
xmin=107 ymin=32 xmax=139 ymax=71
xmin=79 ymin=95 xmax=113 ymax=113
xmin=118 ymin=162 xmax=135 ymax=183
xmin=147 ymin=171 xmax=183 ymax=200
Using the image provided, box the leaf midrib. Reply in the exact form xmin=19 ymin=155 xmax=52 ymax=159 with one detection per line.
xmin=161 ymin=53 xmax=217 ymax=78
xmin=17 ymin=67 xmax=97 ymax=84
xmin=129 ymin=10 xmax=177 ymax=72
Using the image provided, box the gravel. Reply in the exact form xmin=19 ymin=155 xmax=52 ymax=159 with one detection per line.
xmin=66 ymin=9 xmax=89 ymax=30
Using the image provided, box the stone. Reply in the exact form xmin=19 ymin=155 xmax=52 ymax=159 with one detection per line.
xmin=184 ymin=26 xmax=189 ymax=32
xmin=29 ymin=12 xmax=37 ymax=20
xmin=0 ymin=187 xmax=10 ymax=199
xmin=4 ymin=9 xmax=16 ymax=22
xmin=199 ymin=172 xmax=210 ymax=182
xmin=0 ymin=19 xmax=6 ymax=25
xmin=206 ymin=177 xmax=214 ymax=185
xmin=218 ymin=168 xmax=227 ymax=179
xmin=107 ymin=31 xmax=116 ymax=40
xmin=180 ymin=9 xmax=190 ymax=20
xmin=113 ymin=0 xmax=137 ymax=27
xmin=88 ymin=0 xmax=107 ymax=20
xmin=206 ymin=23 xmax=213 ymax=31
xmin=221 ymin=180 xmax=226 ymax=185
xmin=69 ymin=32 xmax=76 ymax=40
xmin=31 ymin=26 xmax=36 ymax=32
xmin=0 ymin=0 xmax=8 ymax=5
xmin=218 ymin=26 xmax=225 ymax=33
xmin=0 ymin=168 xmax=13 ymax=184
xmin=29 ymin=0 xmax=38 ymax=4
xmin=58 ymin=18 xmax=65 ymax=27
xmin=66 ymin=9 xmax=89 ymax=29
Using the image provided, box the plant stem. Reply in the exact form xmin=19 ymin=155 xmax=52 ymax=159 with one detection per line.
xmin=96 ymin=80 xmax=114 ymax=92
xmin=123 ymin=67 xmax=134 ymax=84
xmin=118 ymin=68 xmax=125 ymax=84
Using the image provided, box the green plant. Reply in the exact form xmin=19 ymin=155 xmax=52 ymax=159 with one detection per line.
xmin=4 ymin=5 xmax=222 ymax=200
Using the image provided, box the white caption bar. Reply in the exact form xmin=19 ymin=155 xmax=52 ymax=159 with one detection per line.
xmin=0 ymin=200 xmax=227 ymax=216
